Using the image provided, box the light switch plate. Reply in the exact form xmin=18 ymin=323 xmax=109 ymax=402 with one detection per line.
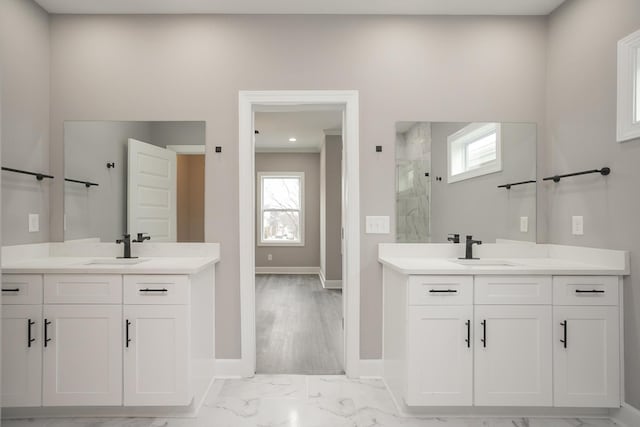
xmin=520 ymin=216 xmax=529 ymax=233
xmin=572 ymin=216 xmax=584 ymax=235
xmin=28 ymin=214 xmax=39 ymax=233
xmin=366 ymin=216 xmax=390 ymax=234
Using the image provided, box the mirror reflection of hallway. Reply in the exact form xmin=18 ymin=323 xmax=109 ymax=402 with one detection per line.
xmin=254 ymin=110 xmax=344 ymax=374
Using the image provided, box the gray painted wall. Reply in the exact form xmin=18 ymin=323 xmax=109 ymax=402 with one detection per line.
xmin=430 ymin=122 xmax=537 ymax=243
xmin=0 ymin=0 xmax=50 ymax=246
xmin=48 ymin=14 xmax=548 ymax=358
xmin=545 ymin=0 xmax=640 ymax=408
xmin=255 ymin=153 xmax=320 ymax=268
xmin=324 ymin=136 xmax=343 ymax=281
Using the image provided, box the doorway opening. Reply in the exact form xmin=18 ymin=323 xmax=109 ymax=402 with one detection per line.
xmin=238 ymin=91 xmax=360 ymax=378
xmin=254 ymin=109 xmax=344 ymax=374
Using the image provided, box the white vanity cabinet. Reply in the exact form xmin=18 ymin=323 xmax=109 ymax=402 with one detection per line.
xmin=1 ymin=271 xmax=204 ymax=410
xmin=383 ymin=270 xmax=623 ymax=411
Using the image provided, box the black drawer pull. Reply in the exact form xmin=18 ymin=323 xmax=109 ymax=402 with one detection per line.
xmin=481 ymin=320 xmax=487 ymax=348
xmin=575 ymin=289 xmax=605 ymax=294
xmin=560 ymin=321 xmax=568 ymax=348
xmin=28 ymin=319 xmax=35 ymax=348
xmin=44 ymin=319 xmax=52 ymax=347
xmin=2 ymin=288 xmax=20 ymax=292
xmin=429 ymin=289 xmax=458 ymax=294
xmin=125 ymin=320 xmax=132 ymax=348
xmin=139 ymin=288 xmax=168 ymax=293
xmin=465 ymin=320 xmax=471 ymax=348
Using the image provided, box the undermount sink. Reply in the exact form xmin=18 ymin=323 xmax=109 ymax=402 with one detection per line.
xmin=453 ymin=259 xmax=517 ymax=267
xmin=85 ymin=258 xmax=149 ymax=266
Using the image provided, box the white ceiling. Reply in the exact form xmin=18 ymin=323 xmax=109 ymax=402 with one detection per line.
xmin=34 ymin=0 xmax=566 ymax=15
xmin=255 ymin=111 xmax=342 ymax=153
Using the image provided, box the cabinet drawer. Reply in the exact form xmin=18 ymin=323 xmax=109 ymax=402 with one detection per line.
xmin=124 ymin=275 xmax=190 ymax=305
xmin=475 ymin=276 xmax=552 ymax=305
xmin=44 ymin=275 xmax=122 ymax=304
xmin=553 ymin=276 xmax=619 ymax=306
xmin=2 ymin=275 xmax=43 ymax=305
xmin=408 ymin=276 xmax=472 ymax=305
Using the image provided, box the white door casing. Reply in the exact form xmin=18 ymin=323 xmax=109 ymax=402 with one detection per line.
xmin=42 ymin=305 xmax=122 ymax=406
xmin=238 ymin=90 xmax=360 ymax=377
xmin=474 ymin=305 xmax=553 ymax=406
xmin=128 ymin=138 xmax=177 ymax=242
xmin=407 ymin=305 xmax=473 ymax=406
xmin=1 ymin=305 xmax=42 ymax=407
xmin=553 ymin=306 xmax=620 ymax=407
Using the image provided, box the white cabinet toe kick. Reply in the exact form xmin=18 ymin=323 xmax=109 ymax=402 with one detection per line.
xmin=383 ymin=269 xmax=624 ymax=415
xmin=1 ymin=268 xmax=216 ymax=417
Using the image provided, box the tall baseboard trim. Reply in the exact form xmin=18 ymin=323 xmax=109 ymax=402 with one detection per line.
xmin=319 ymin=270 xmax=343 ymax=289
xmin=215 ymin=359 xmax=246 ymax=378
xmin=611 ymin=403 xmax=640 ymax=427
xmin=255 ymin=266 xmax=320 ymax=275
xmin=359 ymin=359 xmax=383 ymax=378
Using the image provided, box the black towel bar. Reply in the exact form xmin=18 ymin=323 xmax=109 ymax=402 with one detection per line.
xmin=1 ymin=167 xmax=54 ymax=181
xmin=543 ymin=167 xmax=610 ymax=183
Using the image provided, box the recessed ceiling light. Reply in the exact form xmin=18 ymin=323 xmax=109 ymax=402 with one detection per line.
xmin=289 ymin=137 xmax=297 ymax=142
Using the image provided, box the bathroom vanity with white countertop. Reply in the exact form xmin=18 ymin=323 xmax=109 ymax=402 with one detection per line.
xmin=379 ymin=242 xmax=629 ymax=416
xmin=1 ymin=241 xmax=219 ymax=418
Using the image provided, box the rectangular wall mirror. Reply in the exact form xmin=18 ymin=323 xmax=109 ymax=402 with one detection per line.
xmin=64 ymin=121 xmax=206 ymax=243
xmin=617 ymin=29 xmax=640 ymax=142
xmin=395 ymin=121 xmax=537 ymax=243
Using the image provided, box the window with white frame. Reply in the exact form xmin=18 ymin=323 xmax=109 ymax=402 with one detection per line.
xmin=258 ymin=172 xmax=304 ymax=246
xmin=447 ymin=122 xmax=502 ymax=183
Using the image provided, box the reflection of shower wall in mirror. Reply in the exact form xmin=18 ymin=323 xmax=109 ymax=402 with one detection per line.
xmin=396 ymin=122 xmax=431 ymax=243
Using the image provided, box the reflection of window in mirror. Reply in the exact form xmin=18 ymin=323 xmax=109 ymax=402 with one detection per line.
xmin=447 ymin=123 xmax=502 ymax=183
xmin=617 ymin=29 xmax=640 ymax=141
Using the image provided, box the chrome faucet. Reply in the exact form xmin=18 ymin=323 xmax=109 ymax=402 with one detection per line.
xmin=460 ymin=235 xmax=482 ymax=260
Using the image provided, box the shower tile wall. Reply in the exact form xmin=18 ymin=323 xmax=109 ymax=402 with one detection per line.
xmin=396 ymin=122 xmax=431 ymax=243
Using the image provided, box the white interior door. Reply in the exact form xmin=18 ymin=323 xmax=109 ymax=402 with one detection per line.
xmin=474 ymin=305 xmax=553 ymax=407
xmin=2 ymin=305 xmax=42 ymax=407
xmin=128 ymin=138 xmax=177 ymax=242
xmin=553 ymin=306 xmax=620 ymax=407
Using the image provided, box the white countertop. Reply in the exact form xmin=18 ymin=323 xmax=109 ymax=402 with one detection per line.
xmin=2 ymin=256 xmax=219 ymax=275
xmin=378 ymin=256 xmax=627 ymax=276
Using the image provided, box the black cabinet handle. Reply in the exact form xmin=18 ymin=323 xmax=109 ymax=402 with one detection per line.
xmin=429 ymin=289 xmax=458 ymax=294
xmin=28 ymin=319 xmax=35 ymax=348
xmin=44 ymin=319 xmax=52 ymax=347
xmin=2 ymin=288 xmax=20 ymax=292
xmin=575 ymin=289 xmax=605 ymax=294
xmin=139 ymin=288 xmax=168 ymax=293
xmin=481 ymin=320 xmax=487 ymax=348
xmin=465 ymin=320 xmax=471 ymax=348
xmin=560 ymin=321 xmax=567 ymax=348
xmin=125 ymin=320 xmax=132 ymax=348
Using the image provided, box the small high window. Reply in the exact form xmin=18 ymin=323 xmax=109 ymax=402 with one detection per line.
xmin=257 ymin=172 xmax=304 ymax=246
xmin=447 ymin=123 xmax=502 ymax=183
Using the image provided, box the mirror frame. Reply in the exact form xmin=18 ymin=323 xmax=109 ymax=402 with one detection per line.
xmin=617 ymin=28 xmax=640 ymax=142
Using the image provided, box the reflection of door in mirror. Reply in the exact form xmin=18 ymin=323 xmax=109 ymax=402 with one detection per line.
xmin=636 ymin=47 xmax=640 ymax=123
xmin=395 ymin=122 xmax=431 ymax=243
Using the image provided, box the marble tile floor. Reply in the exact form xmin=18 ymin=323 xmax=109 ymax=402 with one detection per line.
xmin=2 ymin=376 xmax=621 ymax=427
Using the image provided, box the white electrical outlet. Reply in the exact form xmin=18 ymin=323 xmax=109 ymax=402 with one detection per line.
xmin=267 ymin=254 xmax=273 ymax=261
xmin=28 ymin=214 xmax=39 ymax=233
xmin=572 ymin=216 xmax=584 ymax=235
xmin=366 ymin=216 xmax=390 ymax=234
xmin=520 ymin=216 xmax=529 ymax=233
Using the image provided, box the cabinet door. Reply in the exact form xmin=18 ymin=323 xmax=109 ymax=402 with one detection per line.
xmin=42 ymin=305 xmax=122 ymax=406
xmin=553 ymin=306 xmax=620 ymax=407
xmin=124 ymin=305 xmax=191 ymax=406
xmin=2 ymin=305 xmax=42 ymax=407
xmin=474 ymin=305 xmax=552 ymax=406
xmin=406 ymin=306 xmax=473 ymax=406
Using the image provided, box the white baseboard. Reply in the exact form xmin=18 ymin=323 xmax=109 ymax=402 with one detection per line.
xmin=359 ymin=359 xmax=383 ymax=378
xmin=319 ymin=270 xmax=343 ymax=289
xmin=215 ymin=359 xmax=246 ymax=378
xmin=255 ymin=266 xmax=320 ymax=275
xmin=611 ymin=403 xmax=640 ymax=427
